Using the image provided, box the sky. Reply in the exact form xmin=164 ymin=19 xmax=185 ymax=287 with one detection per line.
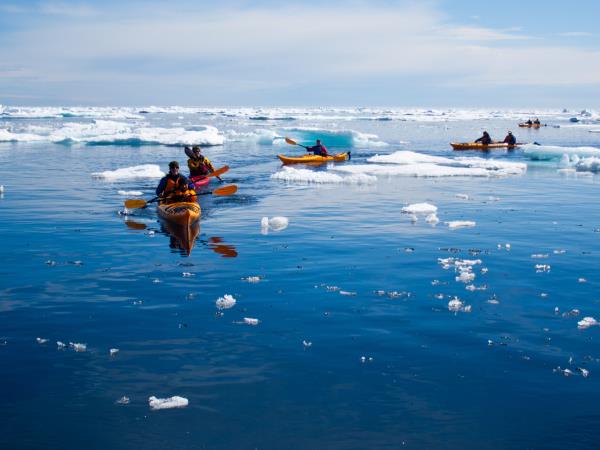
xmin=1 ymin=0 xmax=599 ymax=107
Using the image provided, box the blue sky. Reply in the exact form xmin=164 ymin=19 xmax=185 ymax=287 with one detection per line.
xmin=1 ymin=0 xmax=599 ymax=106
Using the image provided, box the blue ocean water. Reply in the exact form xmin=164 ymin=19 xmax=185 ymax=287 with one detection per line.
xmin=1 ymin=107 xmax=600 ymax=449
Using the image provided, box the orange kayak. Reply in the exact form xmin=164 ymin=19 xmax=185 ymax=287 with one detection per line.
xmin=157 ymin=202 xmax=200 ymax=226
xmin=518 ymin=123 xmax=545 ymax=128
xmin=450 ymin=142 xmax=519 ymax=151
xmin=277 ymin=152 xmax=350 ymax=164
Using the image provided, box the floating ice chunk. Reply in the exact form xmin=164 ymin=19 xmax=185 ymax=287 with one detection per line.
xmin=401 ymin=203 xmax=437 ymax=214
xmin=339 ymin=290 xmax=357 ymax=296
xmin=242 ymin=276 xmax=261 ymax=283
xmin=216 ymin=294 xmax=236 ymax=310
xmin=0 ymin=185 xmax=4 ymax=193
xmin=553 ymin=249 xmax=566 ymax=254
xmin=409 ymin=214 xmax=418 ymax=223
xmin=522 ymin=144 xmax=600 ymax=161
xmin=579 ymin=368 xmax=590 ymax=378
xmin=325 ymin=285 xmax=340 ymax=292
xmin=531 ymin=254 xmax=549 ymax=259
xmin=243 ymin=317 xmax=260 ymax=326
xmin=118 ymin=190 xmax=143 ymax=196
xmin=455 ymin=193 xmax=470 ymax=200
xmin=92 ymin=164 xmax=164 ymax=180
xmin=182 ymin=272 xmax=195 ymax=277
xmin=447 ymin=221 xmax=476 ymax=229
xmin=505 ymin=243 xmax=511 ymax=250
xmin=448 ymin=297 xmax=470 ymax=312
xmin=271 ymin=166 xmax=376 ymax=184
xmin=57 ymin=341 xmax=66 ymax=349
xmin=116 ymin=396 xmax=130 ymax=405
xmin=152 ymin=278 xmax=161 ymax=283
xmin=456 ymin=271 xmax=475 ymax=283
xmin=303 ymin=340 xmax=312 ymax=348
xmin=70 ymin=342 xmax=87 ymax=352
xmin=269 ymin=216 xmax=289 ymax=231
xmin=148 ymin=395 xmax=189 ymax=410
xmin=577 ymin=317 xmax=599 ymax=329
xmin=110 ymin=348 xmax=119 ymax=356
xmin=466 ymin=284 xmax=487 ymax=291
xmin=481 ymin=268 xmax=489 ymax=274
xmin=535 ymin=264 xmax=551 ymax=273
xmin=578 ymin=278 xmax=587 ymax=283
xmin=562 ymin=309 xmax=580 ymax=318
xmin=36 ymin=337 xmax=48 ymax=344
xmin=425 ymin=213 xmax=439 ymax=224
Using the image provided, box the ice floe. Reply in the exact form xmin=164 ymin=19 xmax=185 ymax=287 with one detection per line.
xmin=522 ymin=144 xmax=600 ymax=161
xmin=110 ymin=348 xmax=119 ymax=356
xmin=243 ymin=317 xmax=260 ymax=326
xmin=401 ymin=203 xmax=437 ymax=214
xmin=261 ymin=216 xmax=289 ymax=233
xmin=36 ymin=337 xmax=48 ymax=344
xmin=116 ymin=396 xmax=130 ymax=405
xmin=577 ymin=317 xmax=599 ymax=329
xmin=148 ymin=395 xmax=189 ymax=410
xmin=92 ymin=164 xmax=164 ymax=180
xmin=446 ymin=221 xmax=476 ymax=229
xmin=216 ymin=294 xmax=236 ymax=310
xmin=448 ymin=297 xmax=471 ymax=313
xmin=271 ymin=166 xmax=376 ymax=184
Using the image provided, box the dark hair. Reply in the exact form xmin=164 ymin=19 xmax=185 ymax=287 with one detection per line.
xmin=169 ymin=161 xmax=179 ymax=168
xmin=192 ymin=145 xmax=200 ymax=151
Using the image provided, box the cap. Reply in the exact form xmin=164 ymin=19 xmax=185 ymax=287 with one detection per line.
xmin=192 ymin=145 xmax=200 ymax=152
xmin=169 ymin=161 xmax=179 ymax=168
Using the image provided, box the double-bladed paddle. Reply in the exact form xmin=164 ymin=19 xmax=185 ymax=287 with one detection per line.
xmin=124 ymin=184 xmax=237 ymax=209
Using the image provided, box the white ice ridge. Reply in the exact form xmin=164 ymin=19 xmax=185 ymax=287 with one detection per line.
xmin=401 ymin=203 xmax=437 ymax=214
xmin=447 ymin=221 xmax=476 ymax=229
xmin=148 ymin=396 xmax=189 ymax=410
xmin=333 ymin=151 xmax=526 ymax=178
xmin=92 ymin=164 xmax=164 ymax=180
xmin=271 ymin=166 xmax=376 ymax=184
xmin=281 ymin=126 xmax=388 ymax=148
xmin=522 ymin=144 xmax=600 ymax=161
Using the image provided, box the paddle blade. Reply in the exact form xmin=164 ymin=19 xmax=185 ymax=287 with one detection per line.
xmin=285 ymin=137 xmax=298 ymax=146
xmin=124 ymin=199 xmax=148 ymax=209
xmin=125 ymin=220 xmax=147 ymax=230
xmin=207 ymin=165 xmax=229 ymax=178
xmin=213 ymin=185 xmax=237 ymax=196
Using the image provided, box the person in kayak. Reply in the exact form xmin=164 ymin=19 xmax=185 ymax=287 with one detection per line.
xmin=156 ymin=161 xmax=196 ymax=203
xmin=503 ymin=131 xmax=517 ymax=145
xmin=187 ymin=145 xmax=222 ymax=181
xmin=526 ymin=119 xmax=533 ymax=125
xmin=307 ymin=139 xmax=329 ymax=157
xmin=533 ymin=118 xmax=541 ymax=125
xmin=474 ymin=131 xmax=493 ymax=145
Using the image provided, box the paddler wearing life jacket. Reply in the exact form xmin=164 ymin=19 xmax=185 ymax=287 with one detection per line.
xmin=474 ymin=131 xmax=493 ymax=145
xmin=503 ymin=131 xmax=517 ymax=145
xmin=187 ymin=145 xmax=222 ymax=181
xmin=156 ymin=161 xmax=197 ymax=204
xmin=307 ymin=139 xmax=328 ymax=157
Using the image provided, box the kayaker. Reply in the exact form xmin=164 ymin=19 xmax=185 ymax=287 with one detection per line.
xmin=503 ymin=131 xmax=517 ymax=145
xmin=307 ymin=139 xmax=329 ymax=157
xmin=526 ymin=119 xmax=533 ymax=125
xmin=156 ymin=161 xmax=196 ymax=203
xmin=533 ymin=118 xmax=541 ymax=125
xmin=187 ymin=145 xmax=222 ymax=181
xmin=474 ymin=131 xmax=493 ymax=145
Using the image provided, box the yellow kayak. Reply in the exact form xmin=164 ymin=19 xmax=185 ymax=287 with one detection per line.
xmin=277 ymin=152 xmax=350 ymax=164
xmin=157 ymin=202 xmax=200 ymax=227
xmin=451 ymin=142 xmax=519 ymax=151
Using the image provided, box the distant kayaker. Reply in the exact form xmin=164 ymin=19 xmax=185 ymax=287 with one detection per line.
xmin=187 ymin=146 xmax=222 ymax=181
xmin=307 ymin=139 xmax=329 ymax=157
xmin=526 ymin=119 xmax=533 ymax=125
xmin=503 ymin=131 xmax=517 ymax=145
xmin=533 ymin=118 xmax=541 ymax=125
xmin=474 ymin=131 xmax=493 ymax=145
xmin=156 ymin=161 xmax=196 ymax=203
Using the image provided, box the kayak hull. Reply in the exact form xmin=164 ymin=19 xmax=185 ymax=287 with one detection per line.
xmin=190 ymin=175 xmax=210 ymax=190
xmin=518 ymin=123 xmax=545 ymax=128
xmin=277 ymin=152 xmax=350 ymax=164
xmin=160 ymin=220 xmax=200 ymax=256
xmin=451 ymin=142 xmax=518 ymax=151
xmin=157 ymin=202 xmax=200 ymax=227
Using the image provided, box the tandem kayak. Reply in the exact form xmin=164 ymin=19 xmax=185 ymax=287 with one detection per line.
xmin=277 ymin=152 xmax=351 ymax=164
xmin=450 ymin=142 xmax=519 ymax=151
xmin=157 ymin=202 xmax=200 ymax=227
xmin=518 ymin=123 xmax=545 ymax=128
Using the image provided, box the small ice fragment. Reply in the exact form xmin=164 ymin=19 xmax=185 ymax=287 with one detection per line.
xmin=0 ymin=185 xmax=4 ymax=193
xmin=578 ymin=368 xmax=590 ymax=378
xmin=409 ymin=214 xmax=418 ymax=223
xmin=554 ymin=307 xmax=560 ymax=314
xmin=36 ymin=337 xmax=48 ymax=344
xmin=487 ymin=339 xmax=494 ymax=346
xmin=70 ymin=342 xmax=87 ymax=352
xmin=569 ymin=356 xmax=574 ymax=365
xmin=116 ymin=396 xmax=130 ymax=405
xmin=182 ymin=272 xmax=195 ymax=277
xmin=541 ymin=292 xmax=548 ymax=298
xmin=269 ymin=216 xmax=289 ymax=231
xmin=216 ymin=294 xmax=236 ymax=310
xmin=148 ymin=395 xmax=188 ymax=410
xmin=497 ymin=244 xmax=502 ymax=250
xmin=339 ymin=290 xmax=357 ymax=296
xmin=401 ymin=203 xmax=437 ymax=214
xmin=110 ymin=348 xmax=119 ymax=356
xmin=326 ymin=285 xmax=340 ymax=292
xmin=303 ymin=340 xmax=312 ymax=348
xmin=152 ymin=278 xmax=161 ymax=284
xmin=553 ymin=249 xmax=566 ymax=254
xmin=535 ymin=264 xmax=551 ymax=273
xmin=45 ymin=260 xmax=57 ymax=266
xmin=448 ymin=297 xmax=464 ymax=312
xmin=487 ymin=298 xmax=500 ymax=305
xmin=456 ymin=271 xmax=475 ymax=283
xmin=578 ymin=278 xmax=587 ymax=283
xmin=531 ymin=254 xmax=549 ymax=259
xmin=243 ymin=317 xmax=259 ymax=326
xmin=57 ymin=341 xmax=66 ymax=349
xmin=242 ymin=276 xmax=261 ymax=283
xmin=577 ymin=317 xmax=599 ymax=329
xmin=146 ymin=230 xmax=155 ymax=236
xmin=481 ymin=268 xmax=488 ymax=274
xmin=434 ymin=293 xmax=444 ymax=300
xmin=505 ymin=244 xmax=511 ymax=250
xmin=132 ymin=300 xmax=143 ymax=305
xmin=562 ymin=309 xmax=580 ymax=318
xmin=425 ymin=213 xmax=439 ymax=224
xmin=447 ymin=221 xmax=476 ymax=229
xmin=455 ymin=194 xmax=470 ymax=200
xmin=360 ymin=356 xmax=366 ymax=363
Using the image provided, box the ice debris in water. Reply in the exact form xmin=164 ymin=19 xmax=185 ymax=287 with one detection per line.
xmin=360 ymin=356 xmax=374 ymax=363
xmin=579 ymin=368 xmax=590 ymax=378
xmin=481 ymin=268 xmax=489 ymax=274
xmin=261 ymin=216 xmax=289 ymax=232
xmin=487 ymin=295 xmax=500 ymax=305
xmin=401 ymin=203 xmax=437 ymax=214
xmin=340 ymin=290 xmax=357 ymax=296
xmin=438 ymin=257 xmax=482 ymax=270
xmin=271 ymin=166 xmax=376 ymax=184
xmin=152 ymin=278 xmax=161 ymax=284
xmin=216 ymin=294 xmax=236 ymax=310
xmin=448 ymin=297 xmax=471 ymax=313
xmin=554 ymin=249 xmax=566 ymax=254
xmin=466 ymin=284 xmax=487 ymax=291
xmin=70 ymin=342 xmax=87 ymax=352
xmin=456 ymin=271 xmax=475 ymax=283
xmin=117 ymin=190 xmax=143 ymax=196
xmin=242 ymin=276 xmax=261 ymax=283
xmin=0 ymin=185 xmax=4 ymax=193
xmin=455 ymin=194 xmax=470 ymax=200
xmin=110 ymin=348 xmax=119 ymax=356
xmin=577 ymin=317 xmax=599 ymax=329
xmin=446 ymin=221 xmax=476 ymax=229
xmin=553 ymin=367 xmax=575 ymax=377
xmin=531 ymin=254 xmax=549 ymax=259
xmin=243 ymin=317 xmax=260 ymax=326
xmin=116 ymin=396 xmax=130 ymax=405
xmin=182 ymin=272 xmax=195 ymax=277
xmin=36 ymin=337 xmax=48 ymax=344
xmin=57 ymin=341 xmax=66 ymax=349
xmin=425 ymin=213 xmax=439 ymax=224
xmin=578 ymin=278 xmax=587 ymax=283
xmin=148 ymin=395 xmax=189 ymax=410
xmin=535 ymin=264 xmax=551 ymax=273
xmin=561 ymin=309 xmax=580 ymax=318
xmin=303 ymin=340 xmax=312 ymax=348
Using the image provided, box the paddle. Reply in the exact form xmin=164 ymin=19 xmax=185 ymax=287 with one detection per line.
xmin=285 ymin=137 xmax=309 ymax=150
xmin=190 ymin=165 xmax=229 ymax=184
xmin=124 ymin=185 xmax=238 ymax=209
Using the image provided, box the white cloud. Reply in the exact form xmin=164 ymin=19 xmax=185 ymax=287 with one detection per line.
xmin=559 ymin=31 xmax=594 ymax=37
